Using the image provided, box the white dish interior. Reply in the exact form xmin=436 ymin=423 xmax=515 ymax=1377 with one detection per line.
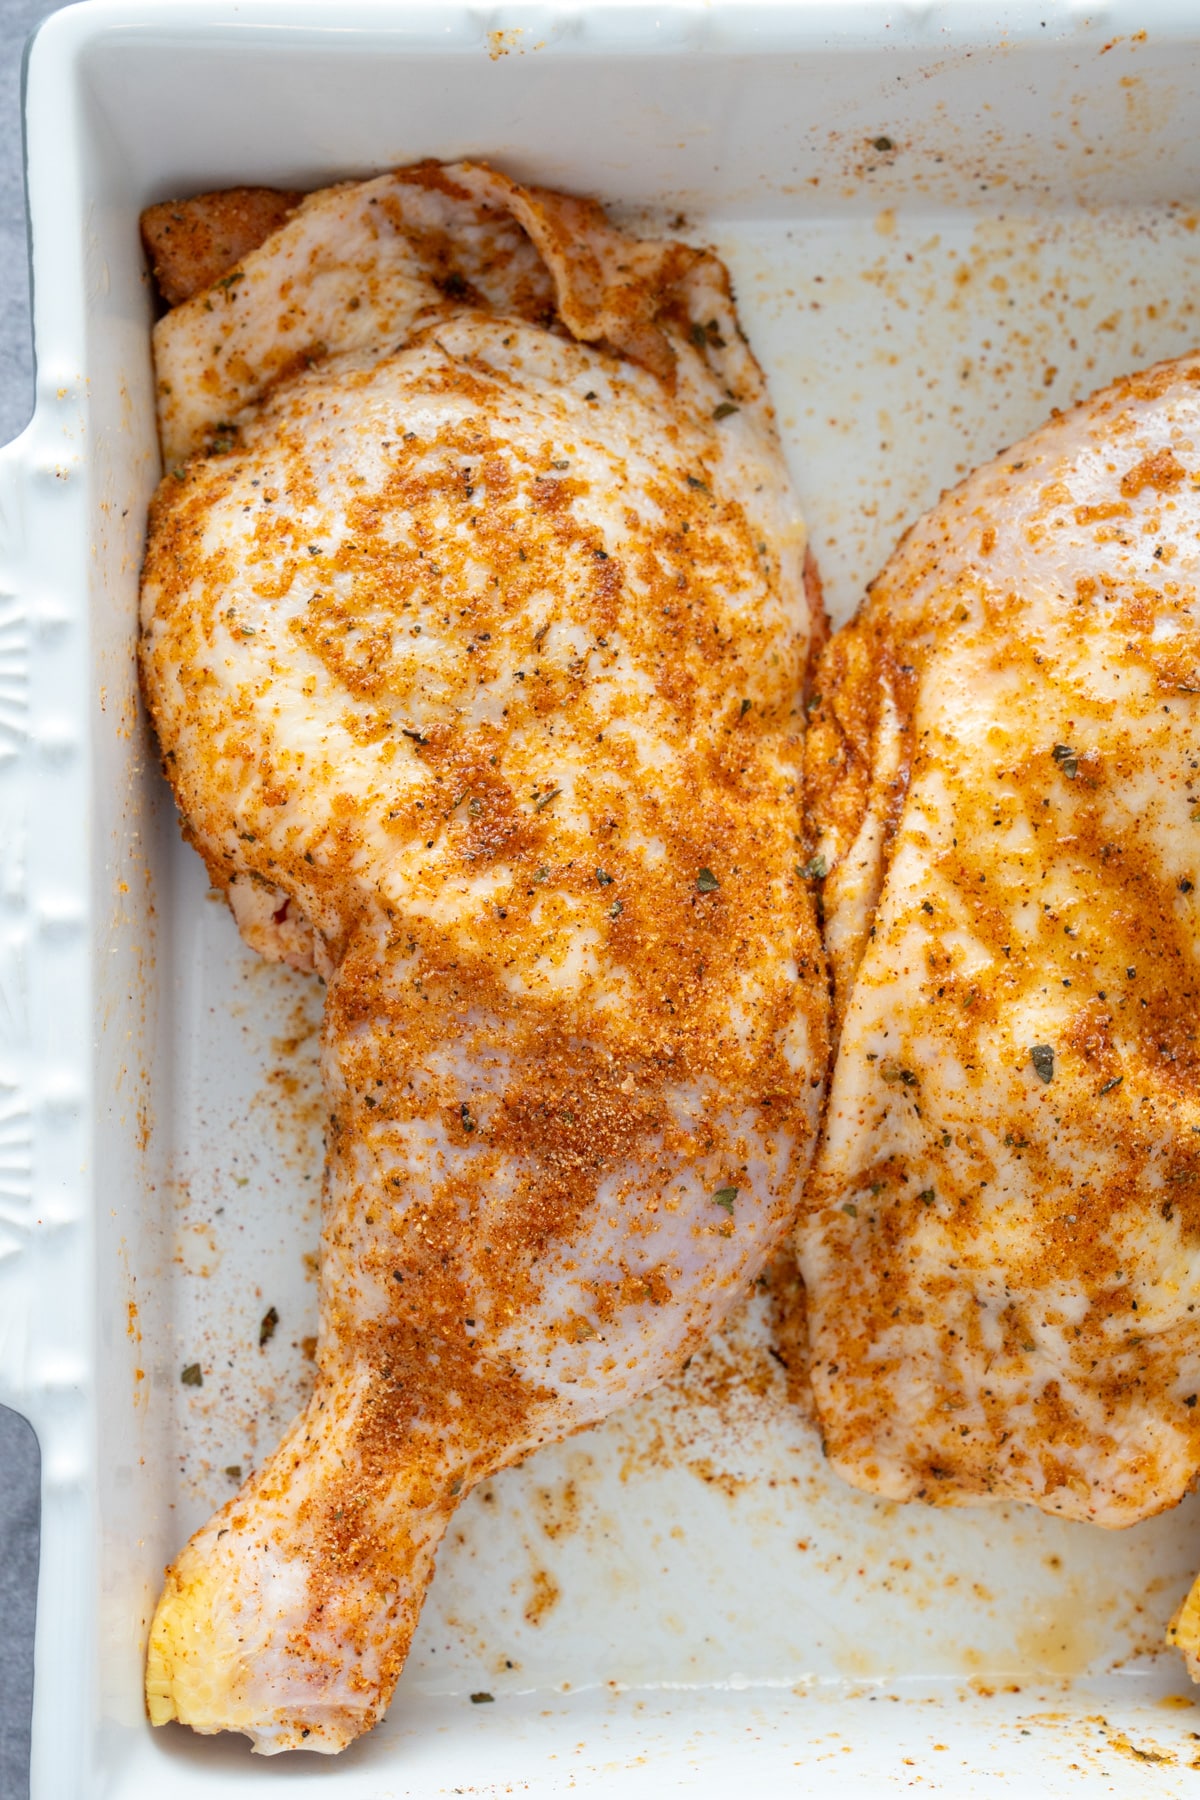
xmin=9 ymin=4 xmax=1200 ymax=1792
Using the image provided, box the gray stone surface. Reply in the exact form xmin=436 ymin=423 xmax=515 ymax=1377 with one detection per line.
xmin=0 ymin=0 xmax=59 ymax=444
xmin=0 ymin=7 xmax=69 ymax=1795
xmin=0 ymin=1410 xmax=38 ymax=1800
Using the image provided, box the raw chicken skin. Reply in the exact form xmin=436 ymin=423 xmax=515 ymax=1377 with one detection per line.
xmin=140 ymin=185 xmax=302 ymax=309
xmin=799 ymin=353 xmax=1200 ymax=1533
xmin=139 ymin=162 xmax=827 ymax=1752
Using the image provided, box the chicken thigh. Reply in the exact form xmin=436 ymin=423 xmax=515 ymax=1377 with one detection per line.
xmin=140 ymin=162 xmax=827 ymax=1752
xmin=799 ymin=353 xmax=1200 ymax=1542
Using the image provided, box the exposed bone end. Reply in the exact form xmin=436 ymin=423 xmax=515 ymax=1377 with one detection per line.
xmin=145 ymin=1545 xmax=253 ymax=1735
xmin=145 ymin=1540 xmax=361 ymax=1753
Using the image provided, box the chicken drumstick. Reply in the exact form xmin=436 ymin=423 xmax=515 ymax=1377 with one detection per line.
xmin=140 ymin=162 xmax=828 ymax=1753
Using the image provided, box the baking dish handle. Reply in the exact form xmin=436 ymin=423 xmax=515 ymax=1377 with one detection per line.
xmin=0 ymin=401 xmax=94 ymax=1411
xmin=0 ymin=424 xmax=41 ymax=1416
xmin=0 ymin=417 xmax=89 ymax=1427
xmin=0 ymin=413 xmax=98 ymax=1800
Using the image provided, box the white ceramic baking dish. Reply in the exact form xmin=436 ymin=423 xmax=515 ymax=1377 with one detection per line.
xmin=9 ymin=0 xmax=1200 ymax=1792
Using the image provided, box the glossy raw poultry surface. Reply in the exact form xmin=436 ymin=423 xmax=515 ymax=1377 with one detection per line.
xmin=139 ymin=161 xmax=827 ymax=1752
xmin=799 ymin=355 xmax=1200 ymax=1558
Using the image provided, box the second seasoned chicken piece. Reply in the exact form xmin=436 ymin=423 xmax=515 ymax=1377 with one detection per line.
xmin=140 ymin=162 xmax=827 ymax=1752
xmin=801 ymin=353 xmax=1200 ymax=1529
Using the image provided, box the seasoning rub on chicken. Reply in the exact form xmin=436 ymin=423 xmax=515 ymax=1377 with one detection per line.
xmin=139 ymin=162 xmax=828 ymax=1753
xmin=799 ymin=355 xmax=1200 ymax=1590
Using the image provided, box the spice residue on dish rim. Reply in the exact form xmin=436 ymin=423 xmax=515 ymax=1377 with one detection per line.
xmin=158 ymin=195 xmax=1200 ymax=1710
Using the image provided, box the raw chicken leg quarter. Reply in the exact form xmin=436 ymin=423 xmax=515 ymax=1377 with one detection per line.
xmin=138 ymin=162 xmax=828 ymax=1752
xmin=800 ymin=353 xmax=1200 ymax=1556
